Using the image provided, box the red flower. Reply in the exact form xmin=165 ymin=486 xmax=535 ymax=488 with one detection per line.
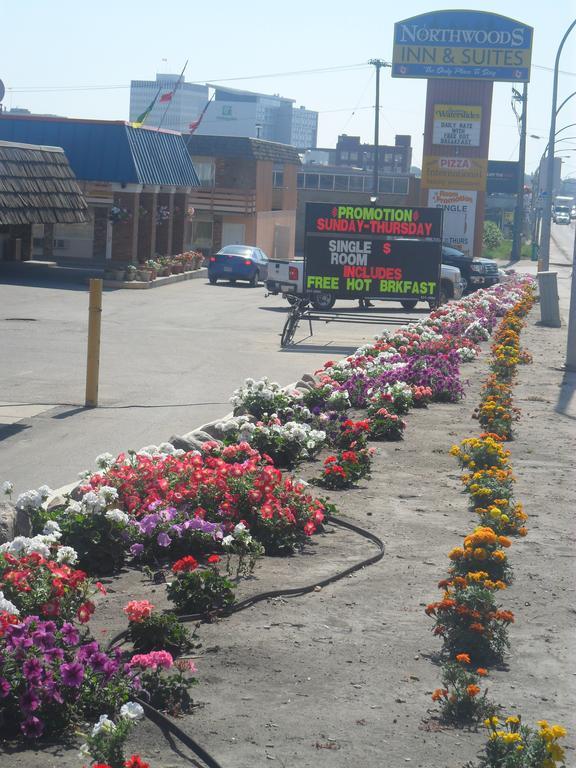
xmin=77 ymin=601 xmax=95 ymax=623
xmin=172 ymin=556 xmax=198 ymax=573
xmin=207 ymin=555 xmax=220 ymax=564
xmin=125 ymin=758 xmax=149 ymax=768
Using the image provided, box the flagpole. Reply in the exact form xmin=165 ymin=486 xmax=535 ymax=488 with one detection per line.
xmin=186 ymin=91 xmax=215 ymax=146
xmin=157 ymin=60 xmax=188 ymax=131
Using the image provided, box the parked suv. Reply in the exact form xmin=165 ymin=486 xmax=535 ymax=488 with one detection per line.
xmin=553 ymin=206 xmax=571 ymax=225
xmin=440 ymin=245 xmax=499 ymax=294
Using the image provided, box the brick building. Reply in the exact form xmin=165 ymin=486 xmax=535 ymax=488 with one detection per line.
xmin=186 ymin=135 xmax=300 ymax=259
xmin=0 ymin=115 xmax=199 ymax=265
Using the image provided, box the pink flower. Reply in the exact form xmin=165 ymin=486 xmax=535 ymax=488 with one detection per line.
xmin=130 ymin=650 xmax=174 ymax=671
xmin=124 ymin=600 xmax=155 ymax=623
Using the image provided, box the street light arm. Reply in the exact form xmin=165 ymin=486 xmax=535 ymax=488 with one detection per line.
xmin=556 ymin=90 xmax=576 ymax=115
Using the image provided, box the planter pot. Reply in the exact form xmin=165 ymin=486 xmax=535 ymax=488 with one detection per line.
xmin=164 ymin=266 xmax=173 ymax=276
xmin=112 ymin=269 xmax=126 ymax=281
xmin=137 ymin=269 xmax=152 ymax=281
xmin=125 ymin=272 xmax=136 ymax=281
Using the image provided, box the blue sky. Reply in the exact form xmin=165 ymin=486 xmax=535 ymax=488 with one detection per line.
xmin=2 ymin=1 xmax=575 ymax=177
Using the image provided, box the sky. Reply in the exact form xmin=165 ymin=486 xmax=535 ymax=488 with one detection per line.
xmin=1 ymin=0 xmax=576 ymax=178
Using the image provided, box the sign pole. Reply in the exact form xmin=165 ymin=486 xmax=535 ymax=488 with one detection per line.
xmin=85 ymin=279 xmax=103 ymax=408
xmin=511 ymin=84 xmax=528 ymax=262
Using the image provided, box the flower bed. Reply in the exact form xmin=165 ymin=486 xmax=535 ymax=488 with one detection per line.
xmin=2 ymin=274 xmax=566 ymax=763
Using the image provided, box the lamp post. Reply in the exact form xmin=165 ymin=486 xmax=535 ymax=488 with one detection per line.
xmin=539 ymin=18 xmax=576 ymax=272
xmin=511 ymin=84 xmax=528 ymax=261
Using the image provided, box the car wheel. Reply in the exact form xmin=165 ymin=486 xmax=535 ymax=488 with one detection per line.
xmin=249 ymin=270 xmax=260 ymax=287
xmin=400 ymin=300 xmax=418 ymax=310
xmin=311 ymin=292 xmax=336 ymax=310
xmin=209 ymin=276 xmax=217 ymax=285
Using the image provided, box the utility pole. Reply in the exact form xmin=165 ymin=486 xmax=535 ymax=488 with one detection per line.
xmin=511 ymin=84 xmax=528 ymax=261
xmin=368 ymin=59 xmax=391 ymax=197
xmin=540 ymin=18 xmax=576 ymax=272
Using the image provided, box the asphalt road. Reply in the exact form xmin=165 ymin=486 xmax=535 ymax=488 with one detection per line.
xmin=0 ymin=275 xmax=426 ymax=494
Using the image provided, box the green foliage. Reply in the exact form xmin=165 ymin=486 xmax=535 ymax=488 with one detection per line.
xmin=483 ymin=221 xmax=504 ymax=251
xmin=167 ymin=569 xmax=236 ymax=614
xmin=129 ymin=612 xmax=195 ymax=655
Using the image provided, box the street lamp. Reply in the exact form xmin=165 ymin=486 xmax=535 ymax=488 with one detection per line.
xmin=539 ymin=18 xmax=576 ymax=271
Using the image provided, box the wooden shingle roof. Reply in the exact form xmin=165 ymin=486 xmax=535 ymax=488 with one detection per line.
xmin=0 ymin=140 xmax=88 ymax=225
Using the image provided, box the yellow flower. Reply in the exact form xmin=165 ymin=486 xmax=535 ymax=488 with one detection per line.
xmin=502 ymin=732 xmax=522 ymax=744
xmin=551 ymin=724 xmax=567 ymax=739
xmin=506 ymin=715 xmax=520 ymax=724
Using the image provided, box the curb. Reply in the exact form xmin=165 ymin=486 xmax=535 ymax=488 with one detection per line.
xmin=103 ymin=268 xmax=208 ymax=290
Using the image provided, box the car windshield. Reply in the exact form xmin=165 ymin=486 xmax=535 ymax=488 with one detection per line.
xmin=219 ymin=246 xmax=253 ymax=257
xmin=442 ymin=245 xmax=468 ymax=258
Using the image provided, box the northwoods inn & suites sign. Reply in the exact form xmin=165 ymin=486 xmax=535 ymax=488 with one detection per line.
xmin=392 ymin=10 xmax=533 ymax=81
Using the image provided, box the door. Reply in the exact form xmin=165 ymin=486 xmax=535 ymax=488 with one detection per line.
xmin=221 ymin=222 xmax=246 ymax=246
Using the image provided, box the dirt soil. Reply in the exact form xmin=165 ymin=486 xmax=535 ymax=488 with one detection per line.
xmin=2 ymin=309 xmax=575 ymax=768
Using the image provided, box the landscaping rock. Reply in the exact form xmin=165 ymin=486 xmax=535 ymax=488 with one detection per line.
xmin=169 ymin=434 xmax=216 ymax=453
xmin=0 ymin=500 xmax=32 ymax=543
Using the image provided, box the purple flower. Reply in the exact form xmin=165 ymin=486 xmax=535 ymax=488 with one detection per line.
xmin=19 ymin=689 xmax=41 ymax=713
xmin=43 ymin=680 xmax=64 ymax=704
xmin=102 ymin=659 xmax=119 ymax=681
xmin=21 ymin=715 xmax=44 ymax=739
xmin=32 ymin=630 xmax=55 ymax=651
xmin=156 ymin=532 xmax=171 ymax=548
xmin=61 ymin=622 xmax=80 ymax=646
xmin=23 ymin=658 xmax=43 ymax=683
xmin=139 ymin=513 xmax=160 ymax=535
xmin=76 ymin=641 xmax=99 ymax=663
xmin=130 ymin=543 xmax=144 ymax=557
xmin=60 ymin=661 xmax=84 ymax=687
xmin=160 ymin=506 xmax=177 ymax=521
xmin=88 ymin=651 xmax=109 ymax=672
xmin=44 ymin=647 xmax=65 ymax=662
xmin=0 ymin=677 xmax=11 ymax=698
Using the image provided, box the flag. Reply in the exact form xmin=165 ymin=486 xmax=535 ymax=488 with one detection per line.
xmin=189 ymin=93 xmax=215 ymax=134
xmin=132 ymin=88 xmax=161 ymax=128
xmin=159 ymin=91 xmax=173 ymax=103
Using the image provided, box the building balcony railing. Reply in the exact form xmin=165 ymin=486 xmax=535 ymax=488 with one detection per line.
xmin=187 ymin=187 xmax=257 ymax=215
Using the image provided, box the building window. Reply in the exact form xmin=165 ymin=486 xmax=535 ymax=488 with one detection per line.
xmin=319 ymin=174 xmax=334 ymax=190
xmin=393 ymin=177 xmax=409 ymax=194
xmin=191 ymin=219 xmax=214 ymax=250
xmin=297 ymin=173 xmax=305 ymax=189
xmin=191 ymin=158 xmax=215 ymax=188
xmin=378 ymin=177 xmax=394 ymax=193
xmin=349 ymin=176 xmax=364 ymax=192
xmin=340 ymin=151 xmax=349 ymax=161
xmin=349 ymin=152 xmax=358 ymax=162
xmin=304 ymin=174 xmax=319 ymax=189
xmin=334 ymin=175 xmax=349 ymax=191
xmin=273 ymin=170 xmax=284 ymax=188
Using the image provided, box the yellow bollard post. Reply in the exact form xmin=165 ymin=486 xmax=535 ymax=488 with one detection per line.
xmin=85 ymin=278 xmax=103 ymax=407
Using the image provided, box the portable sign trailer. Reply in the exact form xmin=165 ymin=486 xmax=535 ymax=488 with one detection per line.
xmin=303 ymin=202 xmax=443 ymax=304
xmin=279 ymin=202 xmax=443 ymax=347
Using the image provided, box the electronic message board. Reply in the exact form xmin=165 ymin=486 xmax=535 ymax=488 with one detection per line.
xmin=304 ymin=203 xmax=443 ymax=303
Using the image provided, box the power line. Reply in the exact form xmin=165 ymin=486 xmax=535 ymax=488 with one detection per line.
xmin=5 ymin=63 xmax=370 ymax=95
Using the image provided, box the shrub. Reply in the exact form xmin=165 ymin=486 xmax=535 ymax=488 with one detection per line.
xmin=483 ymin=221 xmax=503 ymax=251
xmin=166 ymin=556 xmax=235 ymax=615
xmin=431 ymin=655 xmax=494 ymax=725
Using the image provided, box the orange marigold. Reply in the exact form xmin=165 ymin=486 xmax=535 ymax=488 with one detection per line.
xmin=456 ymin=653 xmax=471 ymax=664
xmin=466 ymin=684 xmax=481 ymax=697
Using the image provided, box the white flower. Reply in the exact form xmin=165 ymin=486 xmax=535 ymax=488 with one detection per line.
xmin=81 ymin=491 xmax=104 ymax=513
xmin=91 ymin=714 xmax=116 ymax=736
xmin=56 ymin=546 xmax=78 ymax=564
xmin=66 ymin=499 xmax=82 ymax=514
xmin=78 ymin=743 xmax=91 ymax=760
xmin=0 ymin=589 xmax=20 ymax=616
xmin=234 ymin=522 xmax=247 ymax=535
xmin=98 ymin=486 xmax=119 ymax=504
xmin=158 ymin=442 xmax=176 ymax=455
xmin=38 ymin=485 xmax=53 ymax=499
xmin=105 ymin=508 xmax=129 ymax=525
xmin=1 ymin=480 xmax=13 ymax=496
xmin=15 ymin=489 xmax=43 ymax=512
xmin=222 ymin=535 xmax=234 ymax=546
xmin=119 ymin=701 xmax=144 ymax=720
xmin=95 ymin=452 xmax=115 ymax=470
xmin=77 ymin=469 xmax=92 ymax=480
xmin=42 ymin=520 xmax=62 ymax=539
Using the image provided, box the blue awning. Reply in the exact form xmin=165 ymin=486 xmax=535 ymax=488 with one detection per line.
xmin=0 ymin=116 xmax=199 ymax=188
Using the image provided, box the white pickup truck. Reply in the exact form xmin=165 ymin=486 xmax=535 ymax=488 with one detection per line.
xmin=266 ymin=259 xmax=464 ymax=310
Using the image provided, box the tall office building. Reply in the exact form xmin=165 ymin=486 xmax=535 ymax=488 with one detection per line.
xmin=129 ymin=74 xmax=209 ymax=133
xmin=129 ymin=76 xmax=318 ymax=148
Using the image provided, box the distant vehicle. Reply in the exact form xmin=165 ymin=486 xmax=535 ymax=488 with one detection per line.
xmin=265 ymin=258 xmax=464 ymax=310
xmin=208 ymin=245 xmax=269 ymax=286
xmin=440 ymin=245 xmax=499 ymax=293
xmin=553 ymin=206 xmax=571 ymax=225
xmin=570 ymin=206 xmax=576 ymax=220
